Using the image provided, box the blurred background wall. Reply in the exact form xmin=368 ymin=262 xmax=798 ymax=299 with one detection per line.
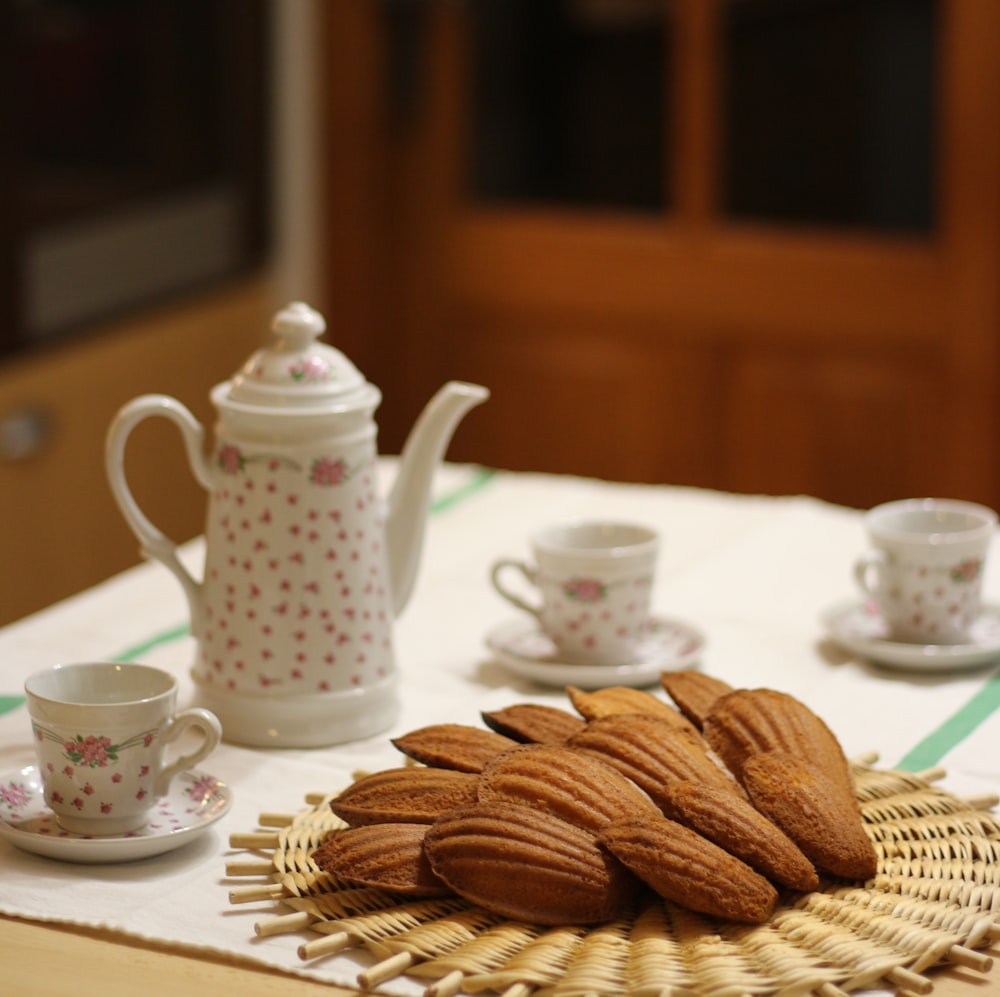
xmin=1 ymin=0 xmax=998 ymax=624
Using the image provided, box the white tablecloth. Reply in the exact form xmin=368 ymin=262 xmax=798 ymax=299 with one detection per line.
xmin=1 ymin=463 xmax=998 ymax=995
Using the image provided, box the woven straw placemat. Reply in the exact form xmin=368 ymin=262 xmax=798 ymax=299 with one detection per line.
xmin=227 ymin=757 xmax=1000 ymax=997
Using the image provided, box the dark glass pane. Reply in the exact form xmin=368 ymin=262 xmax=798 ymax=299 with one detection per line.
xmin=723 ymin=0 xmax=937 ymax=233
xmin=21 ymin=0 xmax=254 ymax=226
xmin=469 ymin=0 xmax=669 ymax=212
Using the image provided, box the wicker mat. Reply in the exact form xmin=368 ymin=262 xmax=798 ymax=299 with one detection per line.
xmin=227 ymin=758 xmax=1000 ymax=997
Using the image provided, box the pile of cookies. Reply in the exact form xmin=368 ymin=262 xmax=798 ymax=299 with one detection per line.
xmin=312 ymin=672 xmax=878 ymax=926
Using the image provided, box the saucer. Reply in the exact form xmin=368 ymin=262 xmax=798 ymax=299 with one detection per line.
xmin=821 ymin=599 xmax=1000 ymax=672
xmin=485 ymin=615 xmax=705 ymax=690
xmin=0 ymin=765 xmax=232 ymax=864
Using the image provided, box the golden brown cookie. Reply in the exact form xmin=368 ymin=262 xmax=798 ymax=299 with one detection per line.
xmin=477 ymin=743 xmax=660 ymax=832
xmin=659 ymin=779 xmax=819 ymax=892
xmin=741 ymin=750 xmax=878 ymax=881
xmin=702 ymin=688 xmax=855 ymax=796
xmin=659 ymin=670 xmax=734 ymax=729
xmin=312 ymin=823 xmax=451 ymax=897
xmin=329 ymin=766 xmax=479 ymax=826
xmin=391 ymin=723 xmax=519 ymax=773
xmin=566 ymin=685 xmax=695 ymax=730
xmin=600 ymin=816 xmax=778 ymax=924
xmin=425 ymin=801 xmax=640 ymax=925
xmin=480 ymin=703 xmax=587 ymax=745
xmin=568 ymin=713 xmax=742 ymax=811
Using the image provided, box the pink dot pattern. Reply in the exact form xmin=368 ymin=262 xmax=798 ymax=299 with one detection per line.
xmin=193 ymin=447 xmax=395 ymax=695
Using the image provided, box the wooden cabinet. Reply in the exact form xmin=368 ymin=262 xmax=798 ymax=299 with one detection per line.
xmin=315 ymin=1 xmax=1000 ymax=512
xmin=0 ymin=274 xmax=278 ymax=626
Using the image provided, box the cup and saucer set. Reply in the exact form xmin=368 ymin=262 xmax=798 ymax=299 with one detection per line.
xmin=0 ymin=662 xmax=232 ymax=864
xmin=485 ymin=521 xmax=705 ymax=689
xmin=821 ymin=498 xmax=1000 ymax=672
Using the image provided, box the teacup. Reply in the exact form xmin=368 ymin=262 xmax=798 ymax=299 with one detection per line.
xmin=490 ymin=521 xmax=659 ymax=665
xmin=24 ymin=662 xmax=222 ymax=835
xmin=854 ymin=498 xmax=997 ymax=644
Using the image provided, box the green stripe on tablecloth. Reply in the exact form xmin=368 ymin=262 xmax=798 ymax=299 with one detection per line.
xmin=111 ymin=622 xmax=192 ymax=663
xmin=430 ymin=466 xmax=497 ymax=514
xmin=107 ymin=466 xmax=499 ymax=663
xmin=896 ymin=671 xmax=1000 ymax=771
xmin=0 ymin=695 xmax=24 ymax=716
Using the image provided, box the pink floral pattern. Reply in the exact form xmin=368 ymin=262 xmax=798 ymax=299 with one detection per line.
xmin=950 ymin=559 xmax=981 ymax=583
xmin=218 ymin=444 xmax=245 ymax=474
xmin=0 ymin=780 xmax=30 ymax=813
xmin=562 ymin=577 xmax=607 ymax=603
xmin=309 ymin=456 xmax=350 ymax=486
xmin=288 ymin=356 xmax=333 ymax=382
xmin=185 ymin=774 xmax=223 ymax=804
xmin=62 ymin=734 xmax=118 ymax=767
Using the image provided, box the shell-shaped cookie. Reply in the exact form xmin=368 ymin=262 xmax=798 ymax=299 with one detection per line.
xmin=477 ymin=743 xmax=659 ymax=832
xmin=702 ymin=688 xmax=854 ymax=795
xmin=329 ymin=766 xmax=479 ymax=826
xmin=312 ymin=823 xmax=452 ymax=897
xmin=391 ymin=723 xmax=519 ymax=773
xmin=568 ymin=713 xmax=742 ymax=810
xmin=741 ymin=750 xmax=878 ymax=881
xmin=600 ymin=816 xmax=778 ymax=924
xmin=566 ymin=685 xmax=695 ymax=729
xmin=425 ymin=801 xmax=640 ymax=925
xmin=659 ymin=670 xmax=734 ymax=729
xmin=481 ymin=703 xmax=587 ymax=745
xmin=660 ymin=779 xmax=819 ymax=892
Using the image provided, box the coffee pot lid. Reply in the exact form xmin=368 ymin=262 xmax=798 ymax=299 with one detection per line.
xmin=223 ymin=302 xmax=373 ymax=410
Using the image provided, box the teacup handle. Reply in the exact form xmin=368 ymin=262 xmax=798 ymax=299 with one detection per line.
xmin=853 ymin=549 xmax=886 ymax=597
xmin=154 ymin=707 xmax=222 ymax=797
xmin=490 ymin=558 xmax=542 ymax=620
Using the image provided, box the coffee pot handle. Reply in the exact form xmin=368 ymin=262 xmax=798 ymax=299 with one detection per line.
xmin=105 ymin=394 xmax=211 ymax=633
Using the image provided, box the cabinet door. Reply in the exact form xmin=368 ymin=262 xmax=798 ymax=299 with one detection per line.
xmin=316 ymin=1 xmax=1000 ymax=510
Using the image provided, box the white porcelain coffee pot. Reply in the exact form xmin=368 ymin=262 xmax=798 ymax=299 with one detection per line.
xmin=105 ymin=302 xmax=488 ymax=747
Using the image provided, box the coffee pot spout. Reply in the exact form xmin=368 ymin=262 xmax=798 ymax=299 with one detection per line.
xmin=386 ymin=381 xmax=489 ymax=616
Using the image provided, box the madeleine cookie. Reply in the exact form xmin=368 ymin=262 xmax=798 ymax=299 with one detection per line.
xmin=481 ymin=703 xmax=587 ymax=745
xmin=477 ymin=743 xmax=659 ymax=832
xmin=392 ymin=723 xmax=519 ymax=773
xmin=660 ymin=779 xmax=819 ymax=892
xmin=425 ymin=801 xmax=640 ymax=925
xmin=659 ymin=670 xmax=733 ymax=729
xmin=600 ymin=816 xmax=778 ymax=924
xmin=569 ymin=714 xmax=742 ymax=810
xmin=703 ymin=688 xmax=856 ymax=796
xmin=742 ymin=750 xmax=878 ymax=881
xmin=329 ymin=766 xmax=479 ymax=826
xmin=567 ymin=685 xmax=696 ymax=730
xmin=313 ymin=823 xmax=451 ymax=897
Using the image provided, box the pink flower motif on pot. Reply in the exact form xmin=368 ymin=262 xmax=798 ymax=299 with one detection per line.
xmin=218 ymin=444 xmax=244 ymax=474
xmin=288 ymin=356 xmax=333 ymax=383
xmin=562 ymin=577 xmax=607 ymax=603
xmin=950 ymin=559 xmax=981 ymax=583
xmin=310 ymin=456 xmax=350 ymax=486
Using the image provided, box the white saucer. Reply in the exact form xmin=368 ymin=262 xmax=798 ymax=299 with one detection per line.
xmin=821 ymin=599 xmax=1000 ymax=672
xmin=0 ymin=765 xmax=232 ymax=864
xmin=485 ymin=615 xmax=705 ymax=690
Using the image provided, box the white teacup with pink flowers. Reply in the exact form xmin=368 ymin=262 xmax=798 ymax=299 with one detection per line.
xmin=854 ymin=498 xmax=997 ymax=644
xmin=490 ymin=521 xmax=659 ymax=665
xmin=24 ymin=662 xmax=221 ymax=835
